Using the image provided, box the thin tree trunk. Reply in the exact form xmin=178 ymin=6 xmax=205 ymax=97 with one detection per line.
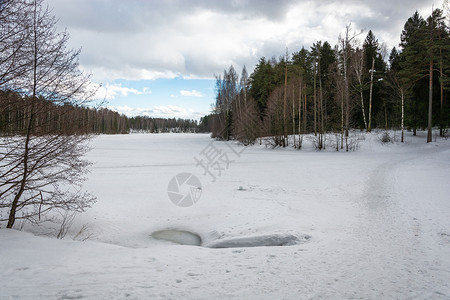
xmin=283 ymin=56 xmax=288 ymax=147
xmin=7 ymin=116 xmax=32 ymax=228
xmin=319 ymin=64 xmax=324 ymax=135
xmin=313 ymin=60 xmax=317 ymax=136
xmin=298 ymin=82 xmax=302 ymax=135
xmin=343 ymin=42 xmax=349 ymax=138
xmin=440 ymin=44 xmax=444 ymax=137
xmin=427 ymin=8 xmax=434 ymax=143
xmin=304 ymin=83 xmax=307 ymax=134
xmin=385 ymin=105 xmax=388 ymax=130
xmin=341 ymin=88 xmax=344 ymax=149
xmin=368 ymin=57 xmax=375 ymax=132
xmin=360 ymin=85 xmax=367 ymax=129
xmin=292 ymin=85 xmax=295 ymax=147
xmin=319 ymin=66 xmax=324 ymax=149
xmin=413 ymin=99 xmax=417 ymax=136
xmin=356 ymin=51 xmax=367 ymax=130
xmin=344 ymin=75 xmax=349 ymax=137
xmin=401 ymin=88 xmax=404 ymax=143
xmin=427 ymin=55 xmax=433 ymax=143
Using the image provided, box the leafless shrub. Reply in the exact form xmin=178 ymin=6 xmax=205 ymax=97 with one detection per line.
xmin=73 ymin=223 xmax=95 ymax=241
xmin=56 ymin=210 xmax=77 ymax=239
xmin=379 ymin=131 xmax=393 ymax=144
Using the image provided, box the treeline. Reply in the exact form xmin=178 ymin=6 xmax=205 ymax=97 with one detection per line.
xmin=211 ymin=8 xmax=450 ymax=147
xmin=128 ymin=116 xmax=198 ymax=133
xmin=0 ymin=90 xmax=126 ymax=134
xmin=0 ymin=90 xmax=200 ymax=135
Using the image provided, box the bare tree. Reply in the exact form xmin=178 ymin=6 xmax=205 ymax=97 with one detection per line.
xmin=297 ymin=77 xmax=304 ymax=148
xmin=393 ymin=78 xmax=407 ymax=143
xmin=331 ymin=60 xmax=345 ymax=150
xmin=338 ymin=24 xmax=362 ymax=141
xmin=263 ymin=86 xmax=285 ymax=147
xmin=283 ymin=48 xmax=288 ymax=147
xmin=233 ymin=96 xmax=260 ymax=145
xmin=352 ymin=48 xmax=368 ymax=130
xmin=212 ymin=66 xmax=239 ymax=140
xmin=0 ymin=0 xmax=96 ymax=228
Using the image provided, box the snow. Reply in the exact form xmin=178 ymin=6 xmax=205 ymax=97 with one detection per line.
xmin=1 ymin=131 xmax=450 ymax=299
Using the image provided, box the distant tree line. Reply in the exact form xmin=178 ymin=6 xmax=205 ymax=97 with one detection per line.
xmin=128 ymin=116 xmax=199 ymax=133
xmin=211 ymin=7 xmax=450 ymax=147
xmin=0 ymin=90 xmax=200 ymax=135
xmin=0 ymin=90 xmax=126 ymax=134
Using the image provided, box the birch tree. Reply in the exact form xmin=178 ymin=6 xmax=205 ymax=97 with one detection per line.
xmin=352 ymin=48 xmax=368 ymax=129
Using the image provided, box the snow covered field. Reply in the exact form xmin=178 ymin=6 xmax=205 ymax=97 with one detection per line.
xmin=1 ymin=131 xmax=450 ymax=299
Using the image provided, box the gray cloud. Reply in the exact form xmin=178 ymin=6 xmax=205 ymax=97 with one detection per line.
xmin=46 ymin=0 xmax=437 ymax=82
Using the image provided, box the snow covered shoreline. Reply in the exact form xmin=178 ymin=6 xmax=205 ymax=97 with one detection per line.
xmin=1 ymin=131 xmax=450 ymax=299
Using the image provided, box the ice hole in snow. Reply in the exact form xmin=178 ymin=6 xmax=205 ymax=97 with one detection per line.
xmin=151 ymin=229 xmax=311 ymax=248
xmin=151 ymin=230 xmax=202 ymax=246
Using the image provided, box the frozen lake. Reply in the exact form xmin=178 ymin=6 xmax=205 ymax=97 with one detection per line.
xmin=1 ymin=132 xmax=450 ymax=299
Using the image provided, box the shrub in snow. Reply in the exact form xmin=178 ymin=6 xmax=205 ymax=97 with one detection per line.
xmin=379 ymin=131 xmax=393 ymax=144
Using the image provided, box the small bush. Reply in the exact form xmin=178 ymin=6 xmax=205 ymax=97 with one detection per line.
xmin=379 ymin=131 xmax=392 ymax=144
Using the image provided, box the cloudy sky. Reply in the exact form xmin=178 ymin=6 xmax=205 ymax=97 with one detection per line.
xmin=46 ymin=0 xmax=438 ymax=120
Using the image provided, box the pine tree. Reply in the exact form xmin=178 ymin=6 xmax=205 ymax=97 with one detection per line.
xmin=399 ymin=11 xmax=428 ymax=136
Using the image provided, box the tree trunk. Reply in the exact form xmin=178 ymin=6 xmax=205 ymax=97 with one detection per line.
xmin=401 ymin=88 xmax=404 ymax=143
xmin=385 ymin=105 xmax=388 ymax=130
xmin=298 ymin=82 xmax=302 ymax=135
xmin=341 ymin=88 xmax=344 ymax=149
xmin=292 ymin=85 xmax=295 ymax=147
xmin=427 ymin=55 xmax=433 ymax=143
xmin=304 ymin=83 xmax=307 ymax=134
xmin=316 ymin=43 xmax=325 ymax=143
xmin=413 ymin=98 xmax=417 ymax=136
xmin=344 ymin=70 xmax=349 ymax=137
xmin=319 ymin=70 xmax=324 ymax=149
xmin=7 ymin=117 xmax=31 ymax=228
xmin=313 ymin=60 xmax=317 ymax=136
xmin=360 ymin=85 xmax=367 ymax=130
xmin=283 ymin=58 xmax=288 ymax=147
xmin=368 ymin=57 xmax=375 ymax=132
xmin=440 ymin=44 xmax=444 ymax=137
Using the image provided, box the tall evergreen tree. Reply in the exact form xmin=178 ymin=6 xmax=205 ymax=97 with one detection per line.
xmin=399 ymin=11 xmax=428 ymax=136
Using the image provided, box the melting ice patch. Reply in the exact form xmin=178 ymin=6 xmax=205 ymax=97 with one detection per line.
xmin=151 ymin=230 xmax=202 ymax=246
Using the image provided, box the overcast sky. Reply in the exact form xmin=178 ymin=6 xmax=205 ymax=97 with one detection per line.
xmin=46 ymin=0 xmax=439 ymax=120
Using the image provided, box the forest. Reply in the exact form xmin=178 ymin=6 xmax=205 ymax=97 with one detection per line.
xmin=210 ymin=8 xmax=450 ymax=148
xmin=0 ymin=90 xmax=199 ymax=134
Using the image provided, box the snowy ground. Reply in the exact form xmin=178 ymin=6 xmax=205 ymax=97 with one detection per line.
xmin=1 ymin=131 xmax=450 ymax=299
